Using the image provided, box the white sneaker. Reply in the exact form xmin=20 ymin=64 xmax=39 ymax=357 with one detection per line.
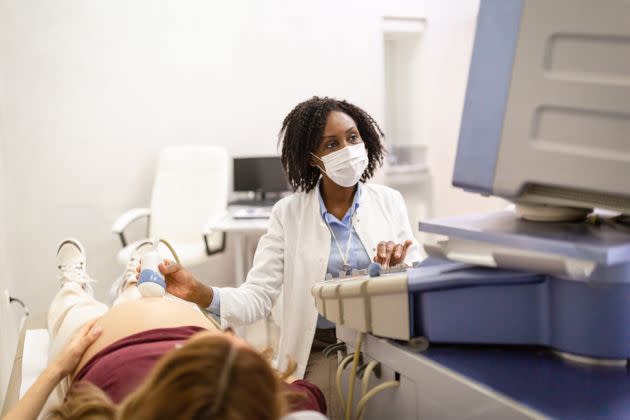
xmin=109 ymin=240 xmax=154 ymax=301
xmin=56 ymin=238 xmax=95 ymax=294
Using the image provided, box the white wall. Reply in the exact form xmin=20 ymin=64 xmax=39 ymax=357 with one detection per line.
xmin=384 ymin=34 xmax=425 ymax=147
xmin=0 ymin=0 xmax=388 ymax=312
xmin=0 ymin=72 xmax=11 ymax=295
xmin=0 ymin=0 xmax=506 ymax=314
xmin=383 ymin=0 xmax=507 ymax=217
xmin=382 ymin=0 xmax=506 ymax=244
xmin=418 ymin=0 xmax=508 ymax=216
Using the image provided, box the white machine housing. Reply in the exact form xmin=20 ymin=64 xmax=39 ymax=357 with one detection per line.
xmin=453 ymin=0 xmax=630 ymax=214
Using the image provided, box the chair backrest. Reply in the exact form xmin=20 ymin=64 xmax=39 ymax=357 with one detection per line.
xmin=149 ymin=145 xmax=228 ymax=244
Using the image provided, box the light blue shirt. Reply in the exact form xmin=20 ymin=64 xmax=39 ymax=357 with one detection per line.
xmin=318 ymin=182 xmax=371 ymax=278
xmin=208 ymin=286 xmax=221 ymax=315
xmin=317 ymin=182 xmax=371 ymax=328
xmin=206 ymin=182 xmax=372 ymax=323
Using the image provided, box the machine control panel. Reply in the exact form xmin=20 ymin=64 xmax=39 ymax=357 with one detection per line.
xmin=311 ymin=262 xmax=417 ymax=340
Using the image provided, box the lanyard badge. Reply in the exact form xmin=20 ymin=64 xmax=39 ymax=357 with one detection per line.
xmin=325 ymin=213 xmax=357 ymax=275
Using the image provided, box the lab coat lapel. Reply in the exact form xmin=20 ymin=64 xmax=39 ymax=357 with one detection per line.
xmin=354 ymin=184 xmax=377 ymax=260
xmin=303 ymin=186 xmax=331 ymax=287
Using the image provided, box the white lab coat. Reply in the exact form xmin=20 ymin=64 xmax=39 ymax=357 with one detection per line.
xmin=218 ymin=183 xmax=421 ymax=378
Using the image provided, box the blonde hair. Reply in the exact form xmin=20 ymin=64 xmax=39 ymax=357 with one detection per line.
xmin=47 ymin=334 xmax=295 ymax=420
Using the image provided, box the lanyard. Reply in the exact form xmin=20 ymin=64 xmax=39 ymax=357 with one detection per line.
xmin=324 ymin=213 xmax=356 ymax=275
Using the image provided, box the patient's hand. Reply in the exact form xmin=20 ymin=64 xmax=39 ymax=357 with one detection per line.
xmin=53 ymin=319 xmax=103 ymax=377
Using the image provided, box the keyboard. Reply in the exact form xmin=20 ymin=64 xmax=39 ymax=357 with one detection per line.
xmin=229 ymin=206 xmax=272 ymax=219
xmin=229 ymin=199 xmax=279 ymax=207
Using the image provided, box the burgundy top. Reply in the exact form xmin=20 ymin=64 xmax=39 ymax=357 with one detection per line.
xmin=285 ymin=380 xmax=327 ymax=414
xmin=72 ymin=326 xmax=325 ymax=414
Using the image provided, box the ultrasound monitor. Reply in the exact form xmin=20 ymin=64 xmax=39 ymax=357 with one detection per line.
xmin=453 ymin=0 xmax=630 ymax=220
xmin=233 ymin=156 xmax=289 ymax=197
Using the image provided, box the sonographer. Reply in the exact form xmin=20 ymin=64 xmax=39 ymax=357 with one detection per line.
xmin=145 ymin=96 xmax=421 ymax=415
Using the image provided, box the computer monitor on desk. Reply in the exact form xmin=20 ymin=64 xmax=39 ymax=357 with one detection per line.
xmin=231 ymin=156 xmax=289 ymax=206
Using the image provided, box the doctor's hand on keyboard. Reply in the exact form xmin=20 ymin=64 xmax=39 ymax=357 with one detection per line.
xmin=373 ymin=239 xmax=414 ymax=268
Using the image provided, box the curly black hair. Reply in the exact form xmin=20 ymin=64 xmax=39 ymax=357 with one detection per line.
xmin=278 ymin=96 xmax=385 ymax=192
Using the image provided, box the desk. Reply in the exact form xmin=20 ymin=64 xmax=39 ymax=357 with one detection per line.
xmin=207 ymin=212 xmax=277 ymax=350
xmin=210 ymin=212 xmax=270 ymax=233
xmin=208 ymin=212 xmax=270 ymax=283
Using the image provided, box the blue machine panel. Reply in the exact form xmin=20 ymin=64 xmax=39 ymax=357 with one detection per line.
xmin=423 ymin=345 xmax=630 ymax=420
xmin=453 ymin=0 xmax=524 ymax=193
xmin=419 ymin=211 xmax=630 ymax=266
xmin=405 ymin=258 xmax=630 ymax=359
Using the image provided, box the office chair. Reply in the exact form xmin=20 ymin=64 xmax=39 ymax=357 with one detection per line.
xmin=112 ymin=145 xmax=229 ymax=266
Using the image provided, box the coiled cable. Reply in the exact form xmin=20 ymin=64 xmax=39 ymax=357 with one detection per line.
xmin=336 ymin=353 xmax=356 ymax=418
xmin=345 ymin=333 xmax=365 ymax=420
xmin=354 ymin=380 xmax=400 ymax=420
xmin=157 ymin=238 xmax=221 ymax=330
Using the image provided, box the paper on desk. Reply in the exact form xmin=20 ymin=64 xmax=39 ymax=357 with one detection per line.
xmin=20 ymin=329 xmax=49 ymax=398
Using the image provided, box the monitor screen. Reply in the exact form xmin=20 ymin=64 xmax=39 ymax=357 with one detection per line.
xmin=233 ymin=156 xmax=289 ymax=193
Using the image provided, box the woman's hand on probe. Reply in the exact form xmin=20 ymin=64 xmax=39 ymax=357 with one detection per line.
xmin=136 ymin=260 xmax=214 ymax=307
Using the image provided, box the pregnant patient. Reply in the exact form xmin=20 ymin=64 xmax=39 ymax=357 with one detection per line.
xmin=3 ymin=239 xmax=326 ymax=420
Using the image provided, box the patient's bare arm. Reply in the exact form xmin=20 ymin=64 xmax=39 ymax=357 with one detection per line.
xmin=3 ymin=320 xmax=102 ymax=420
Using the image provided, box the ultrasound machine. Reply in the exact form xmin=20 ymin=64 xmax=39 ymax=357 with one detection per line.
xmin=312 ymin=1 xmax=630 ymax=418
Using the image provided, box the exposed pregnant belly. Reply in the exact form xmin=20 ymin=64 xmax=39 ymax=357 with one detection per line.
xmin=74 ymin=297 xmax=217 ymax=375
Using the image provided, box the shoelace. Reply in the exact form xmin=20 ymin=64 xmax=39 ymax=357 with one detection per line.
xmin=57 ymin=262 xmax=95 ymax=286
xmin=124 ymin=256 xmax=141 ymax=281
xmin=124 ymin=242 xmax=154 ymax=281
xmin=111 ymin=245 xmax=154 ymax=302
xmin=111 ymin=248 xmax=148 ymax=300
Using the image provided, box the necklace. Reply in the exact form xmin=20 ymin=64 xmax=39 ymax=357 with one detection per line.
xmin=324 ymin=213 xmax=357 ymax=275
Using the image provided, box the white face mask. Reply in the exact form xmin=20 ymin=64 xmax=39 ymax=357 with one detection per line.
xmin=311 ymin=143 xmax=369 ymax=188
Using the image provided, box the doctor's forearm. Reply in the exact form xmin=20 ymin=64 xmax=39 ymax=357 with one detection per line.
xmin=190 ymin=279 xmax=213 ymax=308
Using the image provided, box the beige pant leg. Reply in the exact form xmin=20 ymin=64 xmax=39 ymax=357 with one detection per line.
xmin=47 ymin=283 xmax=109 ymax=360
xmin=46 ymin=282 xmax=109 ymax=410
xmin=304 ymin=350 xmax=342 ymax=420
xmin=112 ymin=278 xmax=142 ymax=306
